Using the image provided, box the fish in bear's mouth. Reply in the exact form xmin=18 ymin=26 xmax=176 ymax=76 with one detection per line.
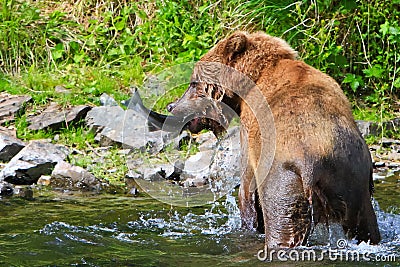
xmin=127 ymin=88 xmax=227 ymax=136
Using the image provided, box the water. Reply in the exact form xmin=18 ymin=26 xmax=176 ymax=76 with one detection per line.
xmin=0 ymin=172 xmax=399 ymax=266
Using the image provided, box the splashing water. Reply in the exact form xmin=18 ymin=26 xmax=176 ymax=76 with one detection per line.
xmin=0 ymin=173 xmax=399 ymax=266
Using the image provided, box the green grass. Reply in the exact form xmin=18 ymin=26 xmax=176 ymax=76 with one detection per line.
xmin=69 ymin=146 xmax=128 ymax=186
xmin=1 ymin=0 xmax=399 ymax=107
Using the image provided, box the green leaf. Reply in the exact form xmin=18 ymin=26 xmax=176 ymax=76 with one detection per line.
xmin=343 ymin=73 xmax=363 ymax=92
xmin=389 ymin=26 xmax=400 ymax=35
xmin=394 ymin=77 xmax=400 ymax=88
xmin=380 ymin=21 xmax=390 ymax=37
xmin=363 ymin=64 xmax=385 ymax=78
xmin=107 ymin=48 xmax=120 ymax=56
xmin=86 ymin=36 xmax=96 ymax=47
xmin=328 ymin=54 xmax=348 ymax=67
xmin=182 ymin=34 xmax=194 ymax=46
xmin=73 ymin=51 xmax=85 ymax=63
xmin=342 ymin=0 xmax=357 ymax=10
xmin=199 ymin=4 xmax=208 ymax=13
xmin=115 ymin=20 xmax=125 ymax=31
xmin=69 ymin=41 xmax=79 ymax=52
xmin=51 ymin=43 xmax=64 ymax=60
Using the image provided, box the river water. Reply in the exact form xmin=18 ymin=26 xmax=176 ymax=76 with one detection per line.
xmin=0 ymin=172 xmax=399 ymax=266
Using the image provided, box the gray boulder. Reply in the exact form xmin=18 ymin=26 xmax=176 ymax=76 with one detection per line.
xmin=0 ymin=140 xmax=69 ymax=185
xmin=183 ymin=150 xmax=214 ymax=178
xmin=85 ymin=105 xmax=123 ymax=133
xmin=380 ymin=137 xmax=400 ymax=148
xmin=100 ymin=93 xmax=118 ymax=107
xmin=356 ymin=118 xmax=400 ymax=137
xmin=0 ymin=126 xmax=17 ymax=137
xmin=54 ymin=85 xmax=71 ymax=94
xmin=85 ymin=106 xmax=174 ymax=153
xmin=50 ymin=161 xmax=105 ymax=191
xmin=13 ymin=185 xmax=34 ymax=199
xmin=127 ymin=163 xmax=174 ymax=182
xmin=0 ymin=93 xmax=32 ymax=124
xmin=126 ymin=126 xmax=241 ymax=189
xmin=0 ymin=181 xmax=14 ymax=196
xmin=0 ymin=133 xmax=25 ymax=161
xmin=181 ymin=126 xmax=241 ymax=189
xmin=27 ymin=104 xmax=91 ymax=131
xmin=356 ymin=120 xmax=380 ymax=137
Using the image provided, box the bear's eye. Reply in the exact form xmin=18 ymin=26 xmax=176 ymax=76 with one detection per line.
xmin=190 ymin=81 xmax=198 ymax=87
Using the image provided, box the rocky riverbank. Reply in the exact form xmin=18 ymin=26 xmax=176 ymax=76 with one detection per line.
xmin=0 ymin=92 xmax=399 ymax=199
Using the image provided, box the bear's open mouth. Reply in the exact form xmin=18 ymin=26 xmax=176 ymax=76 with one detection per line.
xmin=185 ymin=115 xmax=227 ymax=136
xmin=187 ymin=117 xmax=203 ymax=134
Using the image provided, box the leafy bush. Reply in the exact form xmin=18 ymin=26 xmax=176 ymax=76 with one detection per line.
xmin=0 ymin=0 xmax=399 ymax=110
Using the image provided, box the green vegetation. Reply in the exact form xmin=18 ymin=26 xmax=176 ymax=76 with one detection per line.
xmin=1 ymin=0 xmax=399 ymax=183
xmin=1 ymin=0 xmax=399 ymax=105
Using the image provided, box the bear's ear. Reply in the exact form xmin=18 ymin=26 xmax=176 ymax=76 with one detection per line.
xmin=223 ymin=32 xmax=247 ymax=61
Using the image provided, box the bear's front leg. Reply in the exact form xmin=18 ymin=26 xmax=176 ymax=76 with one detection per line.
xmin=238 ymin=126 xmax=264 ymax=231
xmin=238 ymin=166 xmax=258 ymax=230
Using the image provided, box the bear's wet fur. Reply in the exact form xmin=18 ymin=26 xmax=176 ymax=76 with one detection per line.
xmin=167 ymin=31 xmax=381 ymax=248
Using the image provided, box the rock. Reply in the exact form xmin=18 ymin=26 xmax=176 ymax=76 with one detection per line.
xmin=0 ymin=133 xmax=25 ymax=162
xmin=128 ymin=186 xmax=139 ymax=196
xmin=383 ymin=117 xmax=400 ymax=132
xmin=380 ymin=137 xmax=400 ymax=148
xmin=85 ymin=106 xmax=174 ymax=153
xmin=125 ymin=170 xmax=142 ymax=180
xmin=387 ymin=162 xmax=400 ymax=168
xmin=85 ymin=105 xmax=122 ymax=133
xmin=0 ymin=140 xmax=69 ymax=185
xmin=387 ymin=151 xmax=400 ymax=161
xmin=118 ymin=149 xmax=131 ymax=155
xmin=356 ymin=118 xmax=400 ymax=137
xmin=166 ymin=160 xmax=184 ymax=181
xmin=147 ymin=168 xmax=168 ymax=182
xmin=0 ymin=93 xmax=32 ymax=124
xmin=131 ymin=164 xmax=174 ymax=182
xmin=53 ymin=134 xmax=60 ymax=142
xmin=50 ymin=161 xmax=105 ymax=191
xmin=197 ymin=131 xmax=218 ymax=151
xmin=182 ymin=177 xmax=208 ymax=188
xmin=128 ymin=127 xmax=241 ymax=188
xmin=355 ymin=120 xmax=380 ymax=137
xmin=373 ymin=161 xmax=386 ymax=168
xmin=14 ymin=185 xmax=33 ymax=199
xmin=27 ymin=104 xmax=91 ymax=131
xmin=180 ymin=126 xmax=241 ymax=188
xmin=369 ymin=145 xmax=381 ymax=151
xmin=183 ymin=150 xmax=214 ymax=178
xmin=209 ymin=126 xmax=241 ymax=184
xmin=37 ymin=175 xmax=52 ymax=186
xmin=0 ymin=126 xmax=16 ymax=138
xmin=0 ymin=181 xmax=14 ymax=196
xmin=100 ymin=93 xmax=118 ymax=106
xmin=124 ymin=173 xmax=141 ymax=195
xmin=54 ymin=85 xmax=70 ymax=94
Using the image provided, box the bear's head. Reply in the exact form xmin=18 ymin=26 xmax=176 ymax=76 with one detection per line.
xmin=167 ymin=31 xmax=297 ymax=136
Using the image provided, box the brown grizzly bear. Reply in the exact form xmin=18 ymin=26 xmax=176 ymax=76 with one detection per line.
xmin=167 ymin=31 xmax=381 ymax=248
